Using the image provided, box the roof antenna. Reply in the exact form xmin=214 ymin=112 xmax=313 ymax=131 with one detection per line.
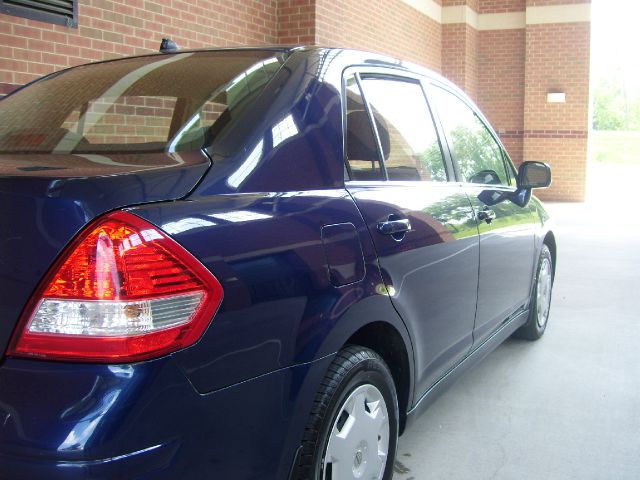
xmin=159 ymin=38 xmax=180 ymax=53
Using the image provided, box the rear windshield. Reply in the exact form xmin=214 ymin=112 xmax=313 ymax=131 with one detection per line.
xmin=0 ymin=51 xmax=283 ymax=154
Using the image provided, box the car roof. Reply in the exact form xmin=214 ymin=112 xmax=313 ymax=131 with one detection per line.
xmin=60 ymin=45 xmax=451 ymax=86
xmin=19 ymin=45 xmax=462 ymax=122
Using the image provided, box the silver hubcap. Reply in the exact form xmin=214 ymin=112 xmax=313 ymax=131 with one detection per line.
xmin=536 ymin=257 xmax=553 ymax=328
xmin=323 ymin=384 xmax=389 ymax=479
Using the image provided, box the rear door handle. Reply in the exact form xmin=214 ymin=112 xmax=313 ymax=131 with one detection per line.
xmin=377 ymin=218 xmax=412 ymax=236
xmin=477 ymin=208 xmax=496 ymax=224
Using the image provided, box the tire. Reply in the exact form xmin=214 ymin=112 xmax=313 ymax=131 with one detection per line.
xmin=514 ymin=244 xmax=554 ymax=340
xmin=292 ymin=346 xmax=399 ymax=480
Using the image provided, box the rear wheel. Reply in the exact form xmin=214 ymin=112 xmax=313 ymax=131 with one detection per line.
xmin=292 ymin=346 xmax=399 ymax=480
xmin=514 ymin=244 xmax=554 ymax=340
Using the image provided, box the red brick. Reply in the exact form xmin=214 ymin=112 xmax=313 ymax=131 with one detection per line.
xmin=0 ymin=0 xmax=589 ymax=200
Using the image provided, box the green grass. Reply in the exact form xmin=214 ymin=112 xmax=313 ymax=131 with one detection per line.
xmin=591 ymin=130 xmax=640 ymax=164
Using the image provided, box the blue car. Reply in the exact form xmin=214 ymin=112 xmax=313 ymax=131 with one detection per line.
xmin=0 ymin=46 xmax=555 ymax=479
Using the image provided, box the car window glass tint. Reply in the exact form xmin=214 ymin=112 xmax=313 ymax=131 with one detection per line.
xmin=431 ymin=86 xmax=508 ymax=186
xmin=344 ymin=75 xmax=384 ymax=181
xmin=359 ymin=77 xmax=447 ymax=182
xmin=0 ymin=51 xmax=282 ymax=154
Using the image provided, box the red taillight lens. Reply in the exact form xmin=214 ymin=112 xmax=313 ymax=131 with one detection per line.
xmin=8 ymin=211 xmax=223 ymax=363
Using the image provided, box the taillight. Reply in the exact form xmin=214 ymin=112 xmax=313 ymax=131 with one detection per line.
xmin=8 ymin=211 xmax=223 ymax=363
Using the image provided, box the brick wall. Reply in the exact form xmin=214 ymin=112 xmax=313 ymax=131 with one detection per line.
xmin=445 ymin=0 xmax=524 ymax=162
xmin=314 ymin=0 xmax=441 ymax=70
xmin=524 ymin=20 xmax=591 ymax=201
xmin=454 ymin=0 xmax=591 ymax=201
xmin=276 ymin=0 xmax=314 ymax=44
xmin=477 ymin=28 xmax=525 ymax=164
xmin=0 ymin=0 xmax=591 ymax=201
xmin=443 ymin=0 xmax=480 ymax=9
xmin=0 ymin=0 xmax=278 ymax=94
xmin=479 ymin=0 xmax=525 ymax=13
xmin=0 ymin=0 xmax=442 ymax=93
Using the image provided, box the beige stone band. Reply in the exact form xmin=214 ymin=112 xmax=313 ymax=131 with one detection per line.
xmin=400 ymin=1 xmax=590 ymax=29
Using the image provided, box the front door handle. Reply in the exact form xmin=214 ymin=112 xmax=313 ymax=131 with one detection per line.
xmin=477 ymin=208 xmax=496 ymax=224
xmin=377 ymin=218 xmax=412 ymax=236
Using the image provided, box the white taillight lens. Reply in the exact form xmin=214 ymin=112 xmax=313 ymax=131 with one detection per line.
xmin=27 ymin=293 xmax=203 ymax=336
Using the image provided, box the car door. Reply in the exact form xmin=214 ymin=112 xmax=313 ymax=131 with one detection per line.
xmin=428 ymin=84 xmax=537 ymax=344
xmin=343 ymin=71 xmax=480 ymax=397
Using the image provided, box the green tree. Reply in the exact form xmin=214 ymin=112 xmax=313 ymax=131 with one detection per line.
xmin=593 ymin=79 xmax=626 ymax=130
xmin=592 ymin=78 xmax=640 ymax=131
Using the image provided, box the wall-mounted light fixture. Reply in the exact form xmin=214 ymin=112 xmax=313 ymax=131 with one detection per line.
xmin=547 ymin=92 xmax=566 ymax=103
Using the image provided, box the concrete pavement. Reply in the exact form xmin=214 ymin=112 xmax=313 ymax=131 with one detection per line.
xmin=394 ymin=200 xmax=640 ymax=479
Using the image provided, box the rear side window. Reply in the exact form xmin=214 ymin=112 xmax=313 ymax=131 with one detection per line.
xmin=359 ymin=77 xmax=447 ymax=182
xmin=430 ymin=86 xmax=509 ymax=186
xmin=0 ymin=51 xmax=282 ymax=154
xmin=344 ymin=75 xmax=384 ymax=181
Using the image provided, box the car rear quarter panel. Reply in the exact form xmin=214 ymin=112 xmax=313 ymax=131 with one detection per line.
xmin=129 ymin=190 xmax=413 ymax=395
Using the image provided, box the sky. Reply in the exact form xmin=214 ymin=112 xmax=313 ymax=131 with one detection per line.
xmin=591 ymin=0 xmax=640 ymax=92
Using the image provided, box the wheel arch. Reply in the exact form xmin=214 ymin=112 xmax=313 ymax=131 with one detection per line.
xmin=312 ymin=294 xmax=415 ymax=435
xmin=345 ymin=321 xmax=412 ymax=434
xmin=543 ymin=230 xmax=557 ymax=281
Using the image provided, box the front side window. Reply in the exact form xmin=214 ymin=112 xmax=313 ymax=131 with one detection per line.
xmin=359 ymin=77 xmax=447 ymax=182
xmin=0 ymin=51 xmax=283 ymax=154
xmin=431 ymin=86 xmax=509 ymax=186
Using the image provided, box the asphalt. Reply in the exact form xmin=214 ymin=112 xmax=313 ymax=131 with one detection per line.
xmin=395 ymin=196 xmax=640 ymax=479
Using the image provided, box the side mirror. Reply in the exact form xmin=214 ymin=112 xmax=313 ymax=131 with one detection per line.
xmin=518 ymin=161 xmax=552 ymax=190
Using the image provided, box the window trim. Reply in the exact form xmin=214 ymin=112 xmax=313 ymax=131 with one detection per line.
xmin=500 ymin=147 xmax=519 ymax=187
xmin=341 ymin=73 xmax=385 ymax=182
xmin=0 ymin=0 xmax=78 ymax=28
xmin=355 ymin=73 xmax=389 ymax=181
xmin=341 ymin=66 xmax=454 ymax=185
